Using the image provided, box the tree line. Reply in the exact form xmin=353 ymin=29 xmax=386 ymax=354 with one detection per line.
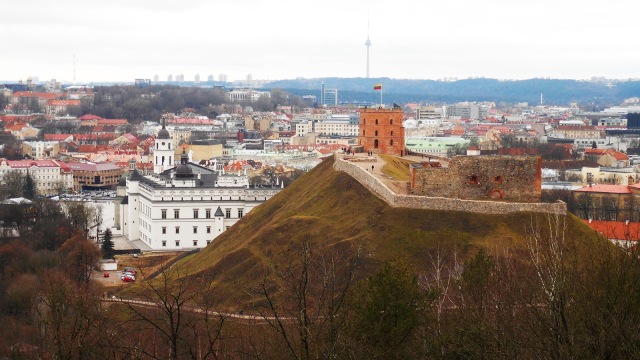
xmin=1 ymin=211 xmax=640 ymax=359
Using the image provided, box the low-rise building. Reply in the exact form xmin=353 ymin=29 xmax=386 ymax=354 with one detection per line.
xmin=22 ymin=141 xmax=60 ymax=159
xmin=67 ymin=162 xmax=125 ymax=192
xmin=0 ymin=159 xmax=73 ymax=195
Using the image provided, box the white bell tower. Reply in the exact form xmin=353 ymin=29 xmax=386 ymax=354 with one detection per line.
xmin=154 ymin=119 xmax=174 ymax=174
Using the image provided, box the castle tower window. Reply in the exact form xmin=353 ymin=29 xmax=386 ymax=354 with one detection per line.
xmin=391 ymin=131 xmax=393 ymax=136
xmin=494 ymin=176 xmax=503 ymax=184
xmin=469 ymin=175 xmax=479 ymax=185
xmin=390 ymin=139 xmax=394 ymax=146
xmin=374 ymin=139 xmax=379 ymax=148
xmin=375 ymin=119 xmax=378 ymax=125
xmin=390 ymin=119 xmax=393 ymax=125
xmin=375 ymin=130 xmax=378 ymax=136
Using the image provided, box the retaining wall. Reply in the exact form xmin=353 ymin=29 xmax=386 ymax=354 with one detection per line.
xmin=333 ymin=156 xmax=567 ymax=215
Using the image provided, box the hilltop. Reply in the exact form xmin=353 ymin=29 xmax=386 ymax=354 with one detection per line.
xmin=163 ymin=156 xmax=599 ymax=309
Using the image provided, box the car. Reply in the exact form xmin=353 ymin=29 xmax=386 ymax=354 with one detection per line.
xmin=103 ymin=272 xmax=110 ymax=278
xmin=123 ymin=267 xmax=137 ymax=275
xmin=121 ymin=274 xmax=135 ymax=282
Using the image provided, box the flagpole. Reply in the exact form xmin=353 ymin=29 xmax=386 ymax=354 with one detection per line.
xmin=380 ymin=87 xmax=382 ymax=107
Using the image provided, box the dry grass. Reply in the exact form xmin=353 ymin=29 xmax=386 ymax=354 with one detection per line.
xmin=119 ymin=157 xmax=602 ymax=309
xmin=379 ymin=154 xmax=416 ymax=181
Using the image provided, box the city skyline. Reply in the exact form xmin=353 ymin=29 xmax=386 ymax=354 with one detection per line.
xmin=1 ymin=0 xmax=637 ymax=83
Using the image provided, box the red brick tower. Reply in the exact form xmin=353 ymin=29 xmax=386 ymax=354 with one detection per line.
xmin=358 ymin=108 xmax=405 ymax=155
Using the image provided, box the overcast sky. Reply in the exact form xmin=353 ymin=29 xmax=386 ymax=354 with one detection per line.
xmin=1 ymin=0 xmax=637 ymax=83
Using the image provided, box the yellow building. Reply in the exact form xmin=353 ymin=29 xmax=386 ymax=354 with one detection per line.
xmin=177 ymin=140 xmax=223 ymax=162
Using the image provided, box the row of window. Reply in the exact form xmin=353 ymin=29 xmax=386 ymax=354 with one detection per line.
xmin=162 ymin=225 xmax=214 ymax=234
xmin=162 ymin=240 xmax=211 ymax=247
xmin=161 ymin=208 xmax=244 ymax=219
xmin=362 ymin=130 xmax=394 ymax=137
xmin=362 ymin=118 xmax=394 ymax=125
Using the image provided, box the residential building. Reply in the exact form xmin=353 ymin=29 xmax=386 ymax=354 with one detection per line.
xmin=0 ymin=159 xmax=73 ymax=196
xmin=22 ymin=141 xmax=60 ymax=159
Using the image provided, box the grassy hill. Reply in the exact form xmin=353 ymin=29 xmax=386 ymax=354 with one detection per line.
xmin=145 ymin=156 xmax=599 ymax=308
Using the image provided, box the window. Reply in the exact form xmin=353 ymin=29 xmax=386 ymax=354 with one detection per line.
xmin=174 ymin=209 xmax=180 ymax=219
xmin=238 ymin=209 xmax=244 ymax=218
xmin=193 ymin=226 xmax=197 ymax=234
xmin=162 ymin=240 xmax=167 ymax=247
xmin=175 ymin=240 xmax=180 ymax=247
xmin=193 ymin=240 xmax=198 ymax=246
xmin=375 ymin=130 xmax=378 ymax=136
xmin=207 ymin=226 xmax=211 ymax=234
xmin=375 ymin=119 xmax=378 ymax=125
xmin=193 ymin=209 xmax=199 ymax=218
xmin=175 ymin=226 xmax=180 ymax=234
xmin=162 ymin=227 xmax=166 ymax=234
xmin=161 ymin=209 xmax=167 ymax=219
xmin=494 ymin=176 xmax=503 ymax=184
xmin=205 ymin=209 xmax=211 ymax=218
xmin=225 ymin=208 xmax=231 ymax=218
xmin=469 ymin=175 xmax=479 ymax=185
xmin=390 ymin=119 xmax=393 ymax=125
xmin=390 ymin=131 xmax=394 ymax=136
xmin=206 ymin=240 xmax=211 ymax=245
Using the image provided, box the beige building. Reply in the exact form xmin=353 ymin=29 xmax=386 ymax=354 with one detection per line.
xmin=245 ymin=116 xmax=272 ymax=132
xmin=179 ymin=140 xmax=224 ymax=162
xmin=22 ymin=141 xmax=60 ymax=159
xmin=66 ymin=162 xmax=125 ymax=192
xmin=0 ymin=159 xmax=74 ymax=196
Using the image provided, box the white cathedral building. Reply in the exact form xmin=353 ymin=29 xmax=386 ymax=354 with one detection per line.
xmin=118 ymin=121 xmax=282 ymax=250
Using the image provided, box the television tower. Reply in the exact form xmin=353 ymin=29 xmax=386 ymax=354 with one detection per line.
xmin=365 ymin=15 xmax=372 ymax=78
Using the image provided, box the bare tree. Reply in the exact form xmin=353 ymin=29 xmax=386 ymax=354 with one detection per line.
xmin=122 ymin=265 xmax=227 ymax=360
xmin=523 ymin=213 xmax=573 ymax=359
xmin=254 ymin=239 xmax=359 ymax=360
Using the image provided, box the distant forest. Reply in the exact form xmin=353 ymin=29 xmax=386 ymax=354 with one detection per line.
xmin=266 ymin=77 xmax=640 ymax=108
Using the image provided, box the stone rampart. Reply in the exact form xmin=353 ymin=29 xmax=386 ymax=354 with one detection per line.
xmin=333 ymin=156 xmax=567 ymax=215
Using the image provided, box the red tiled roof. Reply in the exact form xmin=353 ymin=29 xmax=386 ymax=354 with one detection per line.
xmin=44 ymin=134 xmax=73 ymax=141
xmin=609 ymin=151 xmax=629 ymax=161
xmin=74 ymin=134 xmax=97 ymax=141
xmin=47 ymin=99 xmax=80 ymax=106
xmin=77 ymin=145 xmax=97 ymax=153
xmin=80 ymin=114 xmax=103 ymax=121
xmin=583 ymin=220 xmax=640 ymax=241
xmin=5 ymin=123 xmax=28 ymax=131
xmin=573 ymin=184 xmax=632 ymax=194
xmin=97 ymin=119 xmax=127 ymax=125
xmin=67 ymin=162 xmax=122 ymax=172
xmin=12 ymin=92 xmax=59 ymax=99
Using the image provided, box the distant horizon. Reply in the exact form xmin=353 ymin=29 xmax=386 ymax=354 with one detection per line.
xmin=2 ymin=75 xmax=638 ymax=86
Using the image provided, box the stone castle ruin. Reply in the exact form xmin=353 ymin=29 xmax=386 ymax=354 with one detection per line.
xmin=410 ymin=155 xmax=542 ymax=202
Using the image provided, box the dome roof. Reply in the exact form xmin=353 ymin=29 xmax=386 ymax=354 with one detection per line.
xmin=174 ymin=148 xmax=193 ymax=178
xmin=175 ymin=163 xmax=193 ymax=177
xmin=157 ymin=119 xmax=170 ymax=139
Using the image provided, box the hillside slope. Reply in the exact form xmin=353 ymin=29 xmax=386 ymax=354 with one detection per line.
xmin=170 ymin=156 xmax=599 ymax=307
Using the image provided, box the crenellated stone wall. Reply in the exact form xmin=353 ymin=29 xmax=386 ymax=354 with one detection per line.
xmin=333 ymin=156 xmax=566 ymax=215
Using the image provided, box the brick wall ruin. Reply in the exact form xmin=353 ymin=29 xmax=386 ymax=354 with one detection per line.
xmin=334 ymin=156 xmax=564 ymax=215
xmin=411 ymin=155 xmax=542 ymax=202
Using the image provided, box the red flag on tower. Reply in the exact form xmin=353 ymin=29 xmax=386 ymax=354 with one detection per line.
xmin=373 ymin=84 xmax=382 ymax=90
